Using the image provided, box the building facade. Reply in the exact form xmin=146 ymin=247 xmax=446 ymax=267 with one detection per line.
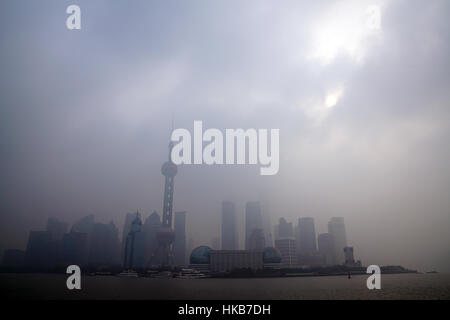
xmin=275 ymin=238 xmax=297 ymax=267
xmin=221 ymin=201 xmax=238 ymax=250
xmin=245 ymin=202 xmax=263 ymax=250
xmin=248 ymin=228 xmax=266 ymax=250
xmin=297 ymin=217 xmax=317 ymax=254
xmin=278 ymin=218 xmax=293 ymax=238
xmin=173 ymin=211 xmax=187 ymax=266
xmin=328 ymin=217 xmax=347 ymax=264
xmin=210 ymin=250 xmax=264 ymax=272
xmin=318 ymin=233 xmax=337 ymax=266
xmin=123 ymin=213 xmax=146 ymax=269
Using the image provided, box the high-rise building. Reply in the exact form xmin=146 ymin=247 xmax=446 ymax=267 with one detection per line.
xmin=328 ymin=217 xmax=347 ymax=264
xmin=344 ymin=247 xmax=355 ymax=266
xmin=297 ymin=217 xmax=317 ymax=254
xmin=46 ymin=217 xmax=68 ymax=241
xmin=121 ymin=212 xmax=138 ymax=261
xmin=245 ymin=202 xmax=263 ymax=250
xmin=277 ymin=218 xmax=293 ymax=239
xmin=186 ymin=236 xmax=195 ymax=263
xmin=24 ymin=231 xmax=55 ymax=269
xmin=71 ymin=215 xmax=94 ymax=234
xmin=265 ymin=232 xmax=274 ymax=248
xmin=221 ymin=201 xmax=238 ymax=250
xmin=143 ymin=211 xmax=161 ymax=265
xmin=248 ymin=228 xmax=266 ymax=250
xmin=211 ymin=237 xmax=220 ymax=250
xmin=71 ymin=215 xmax=95 ymax=263
xmin=62 ymin=231 xmax=89 ymax=267
xmin=123 ymin=212 xmax=146 ymax=269
xmin=275 ymin=238 xmax=297 ymax=267
xmin=262 ymin=213 xmax=273 ymax=248
xmin=45 ymin=217 xmax=68 ymax=266
xmin=173 ymin=211 xmax=187 ymax=266
xmin=317 ymin=233 xmax=336 ymax=266
xmin=89 ymin=222 xmax=120 ymax=267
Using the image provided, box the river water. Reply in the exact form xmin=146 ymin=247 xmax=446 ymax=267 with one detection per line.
xmin=1 ymin=273 xmax=449 ymax=300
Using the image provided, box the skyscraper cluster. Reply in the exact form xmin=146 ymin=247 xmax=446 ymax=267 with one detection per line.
xmin=2 ymin=208 xmax=187 ymax=271
xmin=15 ymin=215 xmax=121 ymax=270
xmin=2 ymin=138 xmax=188 ymax=272
xmin=219 ymin=202 xmax=358 ymax=268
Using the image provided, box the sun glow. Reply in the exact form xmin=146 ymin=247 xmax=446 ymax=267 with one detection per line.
xmin=325 ymin=88 xmax=344 ymax=109
xmin=309 ymin=2 xmax=382 ymax=65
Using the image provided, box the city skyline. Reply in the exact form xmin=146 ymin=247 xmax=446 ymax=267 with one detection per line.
xmin=1 ymin=197 xmax=369 ymax=272
xmin=1 ymin=0 xmax=450 ymax=274
xmin=0 ymin=189 xmax=444 ymax=272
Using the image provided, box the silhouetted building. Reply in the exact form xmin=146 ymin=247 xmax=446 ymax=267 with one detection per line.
xmin=221 ymin=201 xmax=238 ymax=250
xmin=62 ymin=231 xmax=89 ymax=267
xmin=186 ymin=236 xmax=195 ymax=262
xmin=173 ymin=211 xmax=186 ymax=266
xmin=318 ymin=233 xmax=337 ymax=266
xmin=71 ymin=215 xmax=94 ymax=263
xmin=248 ymin=228 xmax=265 ymax=250
xmin=265 ymin=232 xmax=274 ymax=248
xmin=25 ymin=231 xmax=55 ymax=269
xmin=71 ymin=215 xmax=94 ymax=234
xmin=1 ymin=249 xmax=25 ymax=268
xmin=211 ymin=237 xmax=220 ymax=250
xmin=343 ymin=247 xmax=361 ymax=267
xmin=123 ymin=212 xmax=146 ymax=269
xmin=328 ymin=217 xmax=347 ymax=264
xmin=122 ymin=212 xmax=138 ymax=261
xmin=296 ymin=217 xmax=319 ymax=265
xmin=46 ymin=217 xmax=68 ymax=241
xmin=297 ymin=217 xmax=317 ymax=254
xmin=278 ymin=218 xmax=293 ymax=238
xmin=262 ymin=213 xmax=273 ymax=248
xmin=275 ymin=238 xmax=297 ymax=267
xmin=89 ymin=222 xmax=120 ymax=267
xmin=143 ymin=211 xmax=161 ymax=266
xmin=245 ymin=202 xmax=263 ymax=250
xmin=210 ymin=250 xmax=263 ymax=272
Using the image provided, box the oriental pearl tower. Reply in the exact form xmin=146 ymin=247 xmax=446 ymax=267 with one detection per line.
xmin=155 ymin=138 xmax=178 ymax=267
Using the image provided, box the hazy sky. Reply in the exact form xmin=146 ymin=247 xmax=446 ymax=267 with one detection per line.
xmin=1 ymin=0 xmax=450 ymax=272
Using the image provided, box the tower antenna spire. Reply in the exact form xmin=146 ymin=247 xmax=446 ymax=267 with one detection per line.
xmin=154 ymin=115 xmax=178 ymax=268
xmin=168 ymin=114 xmax=175 ymax=161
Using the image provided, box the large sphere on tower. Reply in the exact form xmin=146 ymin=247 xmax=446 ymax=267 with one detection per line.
xmin=161 ymin=161 xmax=177 ymax=177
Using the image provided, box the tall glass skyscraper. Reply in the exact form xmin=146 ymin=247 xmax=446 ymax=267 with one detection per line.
xmin=328 ymin=217 xmax=347 ymax=264
xmin=318 ymin=233 xmax=337 ymax=266
xmin=173 ymin=211 xmax=186 ymax=266
xmin=297 ymin=217 xmax=317 ymax=254
xmin=245 ymin=201 xmax=263 ymax=250
xmin=221 ymin=201 xmax=237 ymax=250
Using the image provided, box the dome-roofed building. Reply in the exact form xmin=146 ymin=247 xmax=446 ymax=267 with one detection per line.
xmin=190 ymin=246 xmax=211 ymax=265
xmin=263 ymin=247 xmax=282 ymax=264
